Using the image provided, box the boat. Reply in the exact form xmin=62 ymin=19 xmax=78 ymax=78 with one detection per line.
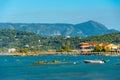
xmin=84 ymin=60 xmax=105 ymax=64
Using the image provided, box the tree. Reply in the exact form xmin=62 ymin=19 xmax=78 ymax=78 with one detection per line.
xmin=104 ymin=47 xmax=110 ymax=52
xmin=62 ymin=45 xmax=70 ymax=51
xmin=94 ymin=45 xmax=103 ymax=52
xmin=19 ymin=48 xmax=29 ymax=53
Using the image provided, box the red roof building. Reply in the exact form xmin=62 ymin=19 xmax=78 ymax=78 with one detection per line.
xmin=79 ymin=42 xmax=96 ymax=52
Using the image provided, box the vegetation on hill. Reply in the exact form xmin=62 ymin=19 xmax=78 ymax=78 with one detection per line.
xmin=0 ymin=29 xmax=81 ymax=52
xmin=0 ymin=28 xmax=120 ymax=53
xmin=0 ymin=29 xmax=42 ymax=52
xmin=80 ymin=32 xmax=120 ymax=43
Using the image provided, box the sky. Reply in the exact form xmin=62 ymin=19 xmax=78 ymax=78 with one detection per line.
xmin=0 ymin=0 xmax=120 ymax=30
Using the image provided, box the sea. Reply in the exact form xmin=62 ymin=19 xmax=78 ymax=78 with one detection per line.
xmin=0 ymin=54 xmax=120 ymax=80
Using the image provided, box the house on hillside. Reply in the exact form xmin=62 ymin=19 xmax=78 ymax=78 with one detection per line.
xmin=111 ymin=44 xmax=119 ymax=52
xmin=79 ymin=42 xmax=96 ymax=53
xmin=8 ymin=48 xmax=16 ymax=53
xmin=99 ymin=43 xmax=119 ymax=52
xmin=88 ymin=42 xmax=97 ymax=48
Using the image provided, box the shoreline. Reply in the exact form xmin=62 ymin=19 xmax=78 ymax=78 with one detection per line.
xmin=0 ymin=51 xmax=120 ymax=56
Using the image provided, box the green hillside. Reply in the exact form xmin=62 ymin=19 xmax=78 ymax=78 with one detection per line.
xmin=0 ymin=29 xmax=42 ymax=51
xmin=80 ymin=32 xmax=120 ymax=43
xmin=0 ymin=28 xmax=120 ymax=53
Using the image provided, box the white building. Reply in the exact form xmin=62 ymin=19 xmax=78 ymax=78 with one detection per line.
xmin=8 ymin=48 xmax=16 ymax=53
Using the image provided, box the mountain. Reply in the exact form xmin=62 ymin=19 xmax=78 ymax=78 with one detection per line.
xmin=0 ymin=20 xmax=119 ymax=37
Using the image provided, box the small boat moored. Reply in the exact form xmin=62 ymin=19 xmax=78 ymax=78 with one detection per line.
xmin=84 ymin=60 xmax=105 ymax=64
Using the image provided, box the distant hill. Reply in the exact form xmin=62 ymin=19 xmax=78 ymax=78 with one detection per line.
xmin=0 ymin=20 xmax=119 ymax=37
xmin=0 ymin=29 xmax=42 ymax=49
xmin=73 ymin=20 xmax=116 ymax=37
xmin=0 ymin=28 xmax=120 ymax=52
xmin=0 ymin=28 xmax=80 ymax=51
xmin=80 ymin=32 xmax=120 ymax=43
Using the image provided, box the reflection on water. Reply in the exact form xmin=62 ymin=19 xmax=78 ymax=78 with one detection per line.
xmin=0 ymin=55 xmax=120 ymax=80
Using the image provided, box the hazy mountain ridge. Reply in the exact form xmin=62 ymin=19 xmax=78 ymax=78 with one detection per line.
xmin=0 ymin=20 xmax=119 ymax=37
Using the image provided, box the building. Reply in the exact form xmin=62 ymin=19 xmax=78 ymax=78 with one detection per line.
xmin=8 ymin=48 xmax=16 ymax=53
xmin=99 ymin=43 xmax=119 ymax=52
xmin=79 ymin=42 xmax=96 ymax=52
xmin=110 ymin=44 xmax=119 ymax=52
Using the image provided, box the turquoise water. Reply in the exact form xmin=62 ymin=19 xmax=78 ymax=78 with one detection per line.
xmin=0 ymin=54 xmax=120 ymax=80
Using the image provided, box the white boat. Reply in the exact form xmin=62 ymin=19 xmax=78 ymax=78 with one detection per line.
xmin=84 ymin=60 xmax=105 ymax=64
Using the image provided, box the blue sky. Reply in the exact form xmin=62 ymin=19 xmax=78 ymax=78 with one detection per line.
xmin=0 ymin=0 xmax=120 ymax=30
